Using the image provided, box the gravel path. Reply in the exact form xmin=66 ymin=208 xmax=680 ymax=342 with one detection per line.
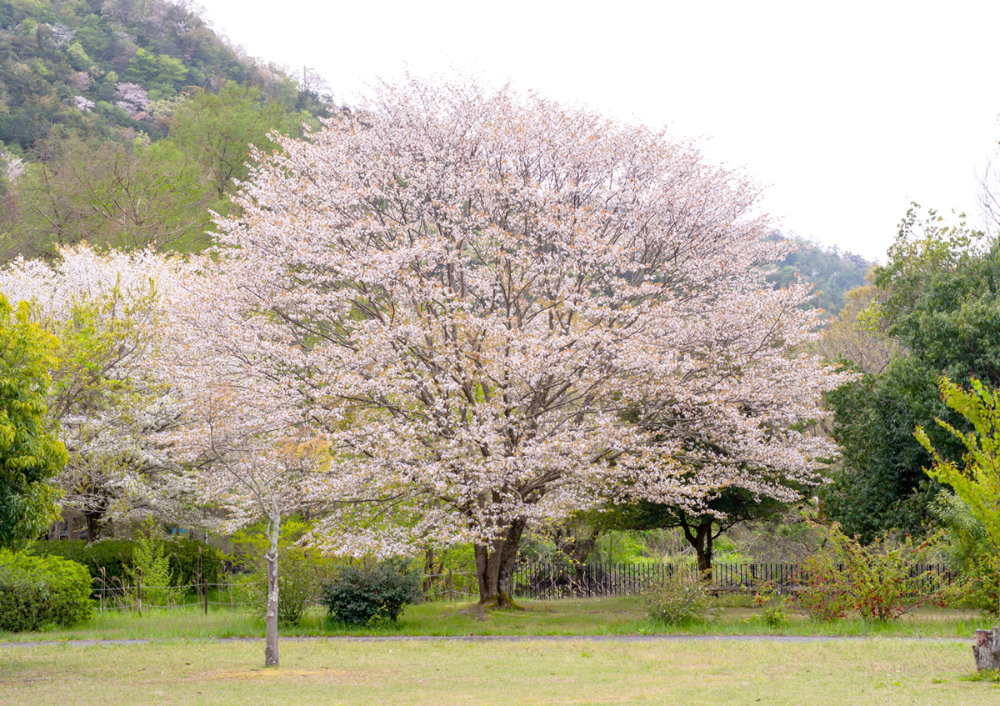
xmin=0 ymin=634 xmax=975 ymax=649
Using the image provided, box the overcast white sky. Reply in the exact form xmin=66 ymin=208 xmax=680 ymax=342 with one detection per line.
xmin=194 ymin=0 xmax=1000 ymax=262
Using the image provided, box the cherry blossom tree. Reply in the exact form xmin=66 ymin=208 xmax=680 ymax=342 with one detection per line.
xmin=156 ymin=267 xmax=330 ymax=668
xmin=201 ymin=78 xmax=845 ymax=605
xmin=0 ymin=245 xmax=189 ymax=538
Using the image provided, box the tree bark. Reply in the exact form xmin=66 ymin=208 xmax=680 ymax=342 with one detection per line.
xmin=474 ymin=519 xmax=526 ymax=608
xmin=84 ymin=511 xmax=101 ymax=543
xmin=571 ymin=529 xmax=599 ymax=585
xmin=680 ymin=517 xmax=714 ymax=582
xmin=975 ymin=628 xmax=1000 ymax=671
xmin=264 ymin=516 xmax=280 ymax=668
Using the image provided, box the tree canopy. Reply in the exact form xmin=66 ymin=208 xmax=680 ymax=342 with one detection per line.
xmin=822 ymin=208 xmax=1000 ymax=539
xmin=0 ymin=290 xmax=66 ymax=549
xmin=180 ymin=78 xmax=844 ymax=604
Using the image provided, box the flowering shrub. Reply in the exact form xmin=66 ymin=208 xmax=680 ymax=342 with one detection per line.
xmin=798 ymin=524 xmax=951 ymax=622
xmin=798 ymin=551 xmax=853 ymax=621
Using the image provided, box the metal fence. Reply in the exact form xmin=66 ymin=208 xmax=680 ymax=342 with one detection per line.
xmin=87 ymin=561 xmax=960 ymax=610
xmin=510 ymin=561 xmax=958 ymax=599
xmin=92 ymin=580 xmax=253 ymax=614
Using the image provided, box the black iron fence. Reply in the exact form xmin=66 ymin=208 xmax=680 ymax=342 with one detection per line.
xmin=510 ymin=561 xmax=958 ymax=599
xmin=87 ymin=561 xmax=960 ymax=610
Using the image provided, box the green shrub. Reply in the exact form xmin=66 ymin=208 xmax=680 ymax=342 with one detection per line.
xmin=81 ymin=538 xmax=137 ymax=588
xmin=249 ymin=547 xmax=331 ymax=626
xmin=643 ymin=570 xmax=708 ymax=625
xmin=753 ymin=580 xmax=788 ymax=628
xmin=31 ymin=538 xmax=134 ymax=590
xmin=30 ymin=536 xmax=224 ymax=594
xmin=0 ymin=550 xmax=93 ymax=632
xmin=320 ymin=560 xmax=422 ymax=626
xmin=124 ymin=518 xmax=182 ymax=608
xmin=164 ymin=538 xmax=224 ymax=588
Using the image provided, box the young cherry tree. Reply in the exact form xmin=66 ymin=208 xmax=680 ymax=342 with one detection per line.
xmin=203 ymin=78 xmax=843 ymax=605
xmin=157 ymin=270 xmax=329 ymax=668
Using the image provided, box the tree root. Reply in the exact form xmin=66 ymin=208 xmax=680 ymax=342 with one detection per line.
xmin=478 ymin=590 xmax=525 ymax=611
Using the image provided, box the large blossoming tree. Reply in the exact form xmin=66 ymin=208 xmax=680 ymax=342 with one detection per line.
xmin=202 ymin=78 xmax=844 ymax=605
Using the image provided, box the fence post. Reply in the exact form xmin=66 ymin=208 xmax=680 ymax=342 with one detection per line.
xmin=136 ymin=578 xmax=142 ymax=617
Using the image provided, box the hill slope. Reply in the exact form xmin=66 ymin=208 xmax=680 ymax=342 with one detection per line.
xmin=766 ymin=233 xmax=873 ymax=314
xmin=0 ymin=0 xmax=326 ymax=151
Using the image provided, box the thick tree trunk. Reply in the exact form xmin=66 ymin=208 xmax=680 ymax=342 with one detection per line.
xmin=571 ymin=529 xmax=600 ymax=586
xmin=264 ymin=517 xmax=280 ymax=668
xmin=975 ymin=628 xmax=1000 ymax=671
xmin=680 ymin=517 xmax=714 ymax=583
xmin=474 ymin=519 xmax=526 ymax=608
xmin=84 ymin=511 xmax=101 ymax=543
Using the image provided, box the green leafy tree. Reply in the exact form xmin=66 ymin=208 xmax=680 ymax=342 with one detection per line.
xmin=0 ymin=291 xmax=66 ymax=549
xmin=916 ymin=376 xmax=1000 ymax=622
xmin=167 ymin=82 xmax=307 ymax=200
xmin=579 ymin=490 xmax=790 ymax=580
xmin=823 ymin=208 xmax=1000 ymax=539
xmin=8 ymin=135 xmax=216 ymax=257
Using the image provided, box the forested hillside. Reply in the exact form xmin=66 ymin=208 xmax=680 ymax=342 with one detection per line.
xmin=0 ymin=0 xmax=331 ymax=258
xmin=766 ymin=233 xmax=873 ymax=314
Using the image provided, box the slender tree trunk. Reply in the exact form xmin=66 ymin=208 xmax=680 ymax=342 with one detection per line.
xmin=474 ymin=519 xmax=526 ymax=608
xmin=264 ymin=515 xmax=280 ymax=668
xmin=422 ymin=548 xmax=443 ymax=595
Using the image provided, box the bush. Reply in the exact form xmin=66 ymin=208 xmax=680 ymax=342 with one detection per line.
xmin=30 ymin=536 xmax=225 ymax=595
xmin=643 ymin=569 xmax=708 ymax=625
xmin=798 ymin=550 xmax=853 ymax=621
xmin=81 ymin=538 xmax=137 ymax=589
xmin=798 ymin=523 xmax=950 ymax=623
xmin=164 ymin=538 xmax=225 ymax=588
xmin=320 ymin=560 xmax=422 ymax=626
xmin=754 ymin=580 xmax=788 ymax=628
xmin=250 ymin=546 xmax=331 ymax=626
xmin=0 ymin=550 xmax=93 ymax=632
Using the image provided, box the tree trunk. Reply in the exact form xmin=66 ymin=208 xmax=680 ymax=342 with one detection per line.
xmin=264 ymin=516 xmax=280 ymax=668
xmin=474 ymin=519 xmax=526 ymax=608
xmin=680 ymin=517 xmax=714 ymax=582
xmin=571 ymin=529 xmax=600 ymax=586
xmin=84 ymin=511 xmax=101 ymax=543
xmin=975 ymin=628 xmax=1000 ymax=671
xmin=422 ymin=548 xmax=443 ymax=595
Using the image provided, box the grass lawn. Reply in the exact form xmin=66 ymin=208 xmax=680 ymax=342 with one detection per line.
xmin=0 ymin=596 xmax=989 ymax=643
xmin=1 ymin=637 xmax=996 ymax=704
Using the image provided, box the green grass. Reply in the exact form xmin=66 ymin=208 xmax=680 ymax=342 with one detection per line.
xmin=1 ymin=637 xmax=997 ymax=704
xmin=0 ymin=596 xmax=990 ymax=643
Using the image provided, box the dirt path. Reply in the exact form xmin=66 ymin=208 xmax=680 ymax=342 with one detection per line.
xmin=0 ymin=634 xmax=974 ymax=649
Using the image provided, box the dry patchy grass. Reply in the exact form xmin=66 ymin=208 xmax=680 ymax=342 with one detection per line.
xmin=0 ymin=638 xmax=996 ymax=705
